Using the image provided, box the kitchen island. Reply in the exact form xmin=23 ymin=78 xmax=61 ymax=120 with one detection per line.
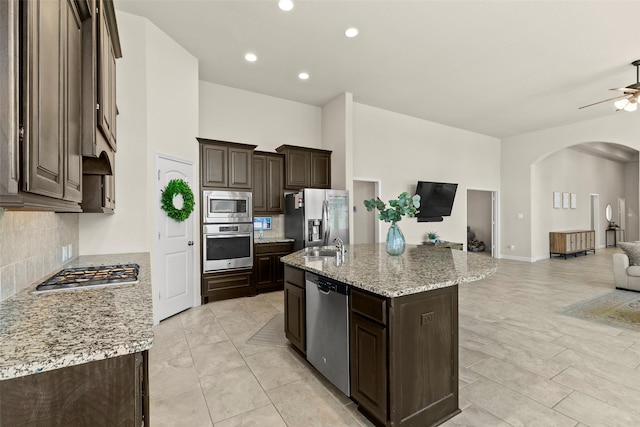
xmin=0 ymin=252 xmax=153 ymax=426
xmin=281 ymin=243 xmax=496 ymax=427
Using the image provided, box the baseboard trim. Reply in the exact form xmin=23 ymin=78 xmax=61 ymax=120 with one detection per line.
xmin=500 ymin=254 xmax=535 ymax=262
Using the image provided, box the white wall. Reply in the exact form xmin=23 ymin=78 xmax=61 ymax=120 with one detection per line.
xmin=79 ymin=11 xmax=199 ymax=317
xmin=79 ymin=12 xmax=149 ymax=255
xmin=322 ymin=93 xmax=352 ymax=191
xmin=199 ymin=81 xmax=322 ymax=152
xmin=322 ymin=93 xmax=354 ymax=241
xmin=502 ymin=113 xmax=640 ymax=260
xmin=80 ymin=11 xmax=199 ymax=256
xmin=353 ymin=103 xmax=501 ymax=246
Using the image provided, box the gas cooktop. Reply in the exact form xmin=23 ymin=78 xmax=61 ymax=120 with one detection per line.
xmin=32 ymin=264 xmax=140 ymax=294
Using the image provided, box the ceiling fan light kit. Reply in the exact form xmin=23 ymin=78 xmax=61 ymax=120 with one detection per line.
xmin=615 ymin=97 xmax=638 ymax=112
xmin=580 ymin=59 xmax=640 ymax=112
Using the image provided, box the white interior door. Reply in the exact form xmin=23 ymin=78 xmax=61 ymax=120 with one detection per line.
xmin=156 ymin=154 xmax=195 ymax=321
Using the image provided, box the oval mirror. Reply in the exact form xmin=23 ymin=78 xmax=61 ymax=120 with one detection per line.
xmin=605 ymin=203 xmax=612 ymax=222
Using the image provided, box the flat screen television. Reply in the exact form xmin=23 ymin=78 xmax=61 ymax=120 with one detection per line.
xmin=415 ymin=181 xmax=458 ymax=222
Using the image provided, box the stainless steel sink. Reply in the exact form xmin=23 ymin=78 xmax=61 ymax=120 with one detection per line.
xmin=302 ymin=247 xmax=342 ymax=258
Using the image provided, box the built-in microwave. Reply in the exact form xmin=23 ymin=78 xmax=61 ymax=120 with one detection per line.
xmin=202 ymin=190 xmax=252 ymax=224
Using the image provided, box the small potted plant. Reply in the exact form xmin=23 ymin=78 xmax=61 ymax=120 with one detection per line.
xmin=364 ymin=192 xmax=420 ymax=255
xmin=426 ymin=231 xmax=439 ymax=243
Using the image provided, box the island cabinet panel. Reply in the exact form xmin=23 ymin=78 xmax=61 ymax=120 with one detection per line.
xmin=284 ymin=265 xmax=306 ymax=355
xmin=350 ymin=296 xmax=388 ymax=424
xmin=0 ymin=351 xmax=149 ymax=426
xmin=389 ymin=286 xmax=459 ymax=427
xmin=349 ymin=285 xmax=459 ymax=427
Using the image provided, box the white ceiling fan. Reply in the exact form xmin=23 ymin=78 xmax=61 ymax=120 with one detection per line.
xmin=579 ymin=60 xmax=640 ymax=112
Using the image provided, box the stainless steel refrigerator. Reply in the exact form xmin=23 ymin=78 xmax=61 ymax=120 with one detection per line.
xmin=285 ymin=189 xmax=349 ymax=251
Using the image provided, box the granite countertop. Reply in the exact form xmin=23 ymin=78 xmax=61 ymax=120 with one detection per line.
xmin=255 ymin=236 xmax=295 ymax=244
xmin=281 ymin=243 xmax=497 ymax=298
xmin=0 ymin=252 xmax=153 ymax=380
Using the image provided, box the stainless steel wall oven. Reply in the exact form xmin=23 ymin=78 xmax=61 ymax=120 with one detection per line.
xmin=202 ymin=223 xmax=253 ymax=271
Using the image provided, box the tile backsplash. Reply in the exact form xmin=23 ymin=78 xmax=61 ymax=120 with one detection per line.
xmin=253 ymin=214 xmax=285 ymax=239
xmin=0 ymin=210 xmax=79 ymax=301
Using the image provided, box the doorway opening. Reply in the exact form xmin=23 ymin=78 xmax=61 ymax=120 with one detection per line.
xmin=466 ymin=189 xmax=498 ymax=257
xmin=353 ymin=179 xmax=380 ymax=244
xmin=590 ymin=194 xmax=601 ymax=248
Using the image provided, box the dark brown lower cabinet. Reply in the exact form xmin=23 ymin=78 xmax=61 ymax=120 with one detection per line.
xmin=0 ymin=351 xmax=148 ymax=426
xmin=201 ymin=269 xmax=254 ymax=304
xmin=254 ymin=241 xmax=294 ymax=293
xmin=350 ymin=285 xmax=459 ymax=427
xmin=284 ymin=265 xmax=305 ymax=355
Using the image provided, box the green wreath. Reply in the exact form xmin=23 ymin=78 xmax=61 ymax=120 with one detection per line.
xmin=161 ymin=179 xmax=195 ymax=222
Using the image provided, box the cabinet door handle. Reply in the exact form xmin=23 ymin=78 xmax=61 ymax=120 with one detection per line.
xmin=187 ymin=241 xmax=194 ymax=246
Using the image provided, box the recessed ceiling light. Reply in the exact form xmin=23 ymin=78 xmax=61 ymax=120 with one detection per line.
xmin=345 ymin=28 xmax=359 ymax=38
xmin=278 ymin=0 xmax=294 ymax=11
xmin=298 ymin=72 xmax=309 ymax=80
xmin=244 ymin=53 xmax=257 ymax=62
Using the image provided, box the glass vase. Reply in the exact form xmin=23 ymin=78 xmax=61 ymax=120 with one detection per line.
xmin=386 ymin=223 xmax=405 ymax=256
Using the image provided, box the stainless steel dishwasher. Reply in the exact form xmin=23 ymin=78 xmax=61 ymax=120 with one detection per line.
xmin=305 ymin=271 xmax=350 ymax=396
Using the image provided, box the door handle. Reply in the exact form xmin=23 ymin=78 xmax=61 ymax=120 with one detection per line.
xmin=187 ymin=241 xmax=194 ymax=246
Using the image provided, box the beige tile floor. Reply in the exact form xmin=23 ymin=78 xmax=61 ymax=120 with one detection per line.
xmin=149 ymin=247 xmax=640 ymax=426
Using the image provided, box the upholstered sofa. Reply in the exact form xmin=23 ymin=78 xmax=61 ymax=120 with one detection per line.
xmin=612 ymin=242 xmax=640 ymax=292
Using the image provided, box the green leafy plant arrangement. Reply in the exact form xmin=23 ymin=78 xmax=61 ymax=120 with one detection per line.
xmin=161 ymin=179 xmax=195 ymax=222
xmin=427 ymin=231 xmax=439 ymax=240
xmin=363 ymin=192 xmax=421 ymax=224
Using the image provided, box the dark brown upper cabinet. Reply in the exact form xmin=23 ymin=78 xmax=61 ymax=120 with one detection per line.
xmin=253 ymin=151 xmax=284 ymax=214
xmin=0 ymin=0 xmax=121 ymax=212
xmin=80 ymin=0 xmax=120 ymax=213
xmin=82 ymin=166 xmax=115 ymax=213
xmin=0 ymin=0 xmax=88 ymax=211
xmin=275 ymin=145 xmax=331 ymax=190
xmin=198 ymin=138 xmax=257 ymax=189
xmin=82 ymin=0 xmax=121 ymax=167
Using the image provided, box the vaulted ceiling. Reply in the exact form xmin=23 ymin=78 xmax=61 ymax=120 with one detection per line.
xmin=115 ymin=0 xmax=640 ymax=140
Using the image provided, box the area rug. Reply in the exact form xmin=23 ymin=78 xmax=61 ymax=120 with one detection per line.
xmin=558 ymin=290 xmax=640 ymax=331
xmin=246 ymin=313 xmax=287 ymax=347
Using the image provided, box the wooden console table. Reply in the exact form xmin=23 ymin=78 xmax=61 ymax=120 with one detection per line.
xmin=549 ymin=230 xmax=595 ymax=259
xmin=605 ymin=228 xmax=624 ymax=248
